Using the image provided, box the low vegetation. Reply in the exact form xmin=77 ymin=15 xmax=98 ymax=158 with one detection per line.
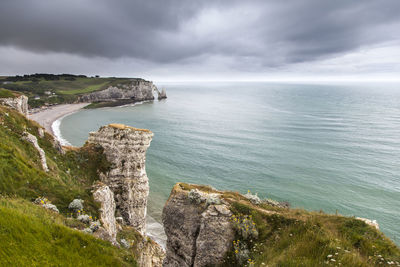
xmin=0 ymin=88 xmax=18 ymax=98
xmin=0 ymin=197 xmax=136 ymax=266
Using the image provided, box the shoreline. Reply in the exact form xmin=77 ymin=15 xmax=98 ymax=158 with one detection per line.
xmin=28 ymin=103 xmax=90 ymax=136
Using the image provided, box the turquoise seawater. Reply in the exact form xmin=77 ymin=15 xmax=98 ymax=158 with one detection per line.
xmin=59 ymin=82 xmax=400 ymax=243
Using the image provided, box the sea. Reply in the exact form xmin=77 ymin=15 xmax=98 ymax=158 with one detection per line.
xmin=56 ymin=82 xmax=400 ymax=244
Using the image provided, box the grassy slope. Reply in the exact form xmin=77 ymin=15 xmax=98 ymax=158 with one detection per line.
xmin=1 ymin=76 xmax=136 ymax=107
xmin=0 ymin=198 xmax=136 ymax=266
xmin=0 ymin=106 xmax=110 ymax=215
xmin=0 ymin=88 xmax=18 ymax=98
xmin=0 ymin=106 xmax=144 ymax=265
xmin=179 ymin=183 xmax=400 ymax=266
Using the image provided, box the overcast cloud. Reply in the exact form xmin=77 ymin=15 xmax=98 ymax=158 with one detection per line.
xmin=0 ymin=0 xmax=399 ymax=81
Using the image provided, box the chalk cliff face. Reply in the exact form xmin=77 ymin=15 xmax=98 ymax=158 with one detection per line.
xmin=88 ymin=123 xmax=153 ymax=234
xmin=80 ymin=79 xmax=156 ymax=103
xmin=162 ymin=184 xmax=235 ymax=267
xmin=0 ymin=95 xmax=28 ymax=116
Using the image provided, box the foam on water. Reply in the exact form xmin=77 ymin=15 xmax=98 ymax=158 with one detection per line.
xmin=52 ymin=114 xmax=72 ymax=146
xmin=146 ymin=215 xmax=167 ymax=249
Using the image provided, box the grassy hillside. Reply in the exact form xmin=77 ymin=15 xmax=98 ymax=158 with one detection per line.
xmin=179 ymin=183 xmax=400 ymax=266
xmin=0 ymin=74 xmax=140 ymax=108
xmin=0 ymin=105 xmax=109 ymax=215
xmin=0 ymin=198 xmax=136 ymax=266
xmin=0 ymin=88 xmax=18 ymax=98
xmin=0 ymin=105 xmax=147 ymax=265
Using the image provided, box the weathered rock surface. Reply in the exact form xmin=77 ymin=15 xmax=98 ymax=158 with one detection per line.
xmin=0 ymin=95 xmax=28 ymax=116
xmin=162 ymin=184 xmax=235 ymax=267
xmin=88 ymin=123 xmax=153 ymax=234
xmin=68 ymin=199 xmax=84 ymax=211
xmin=80 ymin=79 xmax=156 ymax=103
xmin=157 ymin=88 xmax=167 ymax=100
xmin=93 ymin=183 xmax=118 ymax=244
xmin=34 ymin=197 xmax=59 ymax=213
xmin=38 ymin=127 xmax=45 ymax=138
xmin=22 ymin=132 xmax=49 ymax=172
xmin=137 ymin=238 xmax=165 ymax=267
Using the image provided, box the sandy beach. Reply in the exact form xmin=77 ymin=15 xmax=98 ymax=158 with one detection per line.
xmin=29 ymin=103 xmax=89 ymax=135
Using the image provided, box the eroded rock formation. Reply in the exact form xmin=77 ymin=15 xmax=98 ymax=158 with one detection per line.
xmin=93 ymin=183 xmax=118 ymax=244
xmin=88 ymin=123 xmax=153 ymax=234
xmin=80 ymin=79 xmax=157 ymax=103
xmin=162 ymin=184 xmax=235 ymax=267
xmin=157 ymin=88 xmax=167 ymax=100
xmin=137 ymin=238 xmax=166 ymax=267
xmin=22 ymin=132 xmax=49 ymax=172
xmin=0 ymin=95 xmax=28 ymax=116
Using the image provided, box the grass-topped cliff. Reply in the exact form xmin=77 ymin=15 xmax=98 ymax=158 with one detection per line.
xmin=163 ymin=183 xmax=400 ymax=266
xmin=0 ymin=74 xmax=143 ymax=108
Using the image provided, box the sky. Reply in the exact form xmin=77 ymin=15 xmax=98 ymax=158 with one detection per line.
xmin=0 ymin=0 xmax=399 ymax=82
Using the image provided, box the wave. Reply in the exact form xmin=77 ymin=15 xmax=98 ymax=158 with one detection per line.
xmin=146 ymin=215 xmax=167 ymax=250
xmin=51 ymin=114 xmax=72 ymax=146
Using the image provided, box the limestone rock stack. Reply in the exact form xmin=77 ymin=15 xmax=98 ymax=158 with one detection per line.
xmin=88 ymin=123 xmax=153 ymax=234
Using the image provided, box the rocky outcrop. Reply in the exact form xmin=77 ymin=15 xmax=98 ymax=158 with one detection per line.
xmin=22 ymin=132 xmax=49 ymax=172
xmin=0 ymin=95 xmax=28 ymax=116
xmin=88 ymin=123 xmax=153 ymax=234
xmin=93 ymin=183 xmax=118 ymax=244
xmin=34 ymin=197 xmax=59 ymax=213
xmin=80 ymin=79 xmax=156 ymax=103
xmin=157 ymin=88 xmax=167 ymax=100
xmin=162 ymin=184 xmax=235 ymax=267
xmin=137 ymin=238 xmax=165 ymax=267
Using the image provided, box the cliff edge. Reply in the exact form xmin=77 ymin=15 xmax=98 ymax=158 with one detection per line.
xmin=162 ymin=183 xmax=400 ymax=266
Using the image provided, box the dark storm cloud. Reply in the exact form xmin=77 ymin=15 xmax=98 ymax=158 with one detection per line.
xmin=0 ymin=0 xmax=399 ymax=67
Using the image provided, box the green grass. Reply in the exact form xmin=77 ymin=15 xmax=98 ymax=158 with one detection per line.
xmin=230 ymin=205 xmax=400 ymax=266
xmin=0 ymin=197 xmax=137 ymax=266
xmin=0 ymin=106 xmax=110 ymax=215
xmin=57 ymin=81 xmax=110 ymax=95
xmin=0 ymin=88 xmax=17 ymax=98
